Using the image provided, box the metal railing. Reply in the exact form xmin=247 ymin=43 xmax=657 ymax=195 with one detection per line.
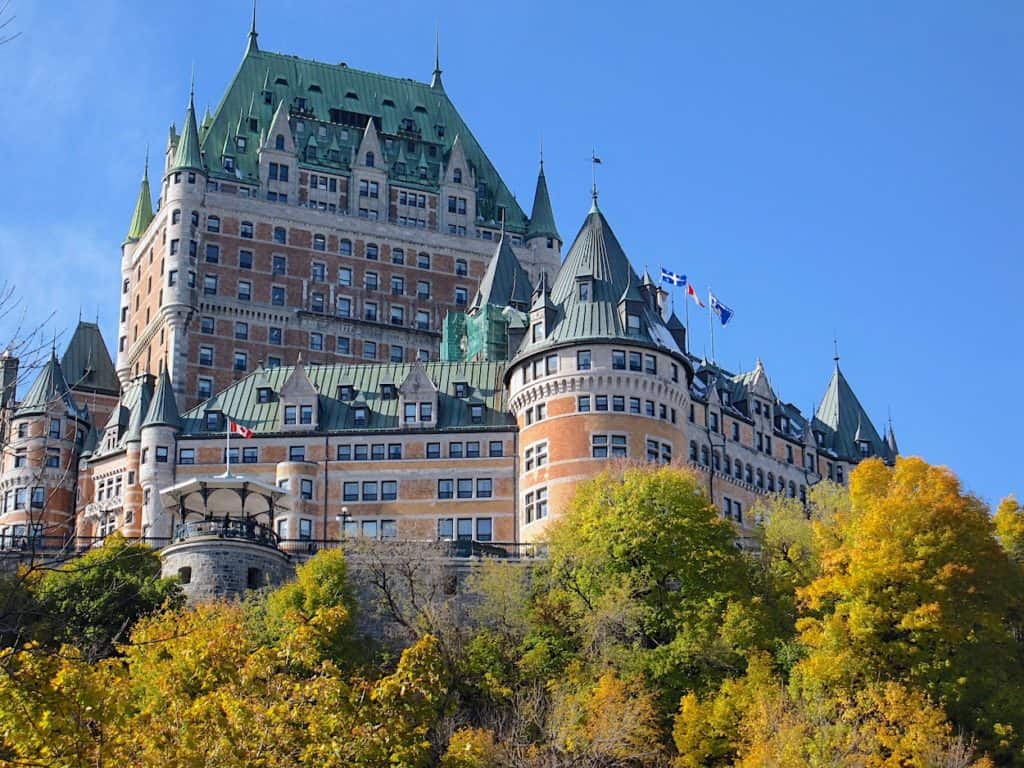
xmin=173 ymin=519 xmax=279 ymax=547
xmin=276 ymin=538 xmax=547 ymax=560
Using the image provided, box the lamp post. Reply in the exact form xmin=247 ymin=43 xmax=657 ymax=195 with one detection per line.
xmin=335 ymin=506 xmax=350 ymax=544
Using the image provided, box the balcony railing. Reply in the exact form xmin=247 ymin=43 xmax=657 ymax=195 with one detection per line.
xmin=173 ymin=519 xmax=279 ymax=547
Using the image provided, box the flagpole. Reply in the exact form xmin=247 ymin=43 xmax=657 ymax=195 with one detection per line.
xmin=709 ymin=288 xmax=716 ymax=366
xmin=684 ymin=285 xmax=690 ymax=356
xmin=225 ymin=417 xmax=231 ymax=477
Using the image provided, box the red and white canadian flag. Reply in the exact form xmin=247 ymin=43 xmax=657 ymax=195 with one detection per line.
xmin=228 ymin=419 xmax=254 ymax=439
xmin=687 ymin=283 xmax=706 ymax=308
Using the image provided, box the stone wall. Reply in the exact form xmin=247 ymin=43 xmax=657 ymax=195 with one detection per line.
xmin=160 ymin=537 xmax=293 ymax=603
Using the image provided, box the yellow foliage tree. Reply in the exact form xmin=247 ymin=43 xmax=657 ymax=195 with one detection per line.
xmin=994 ymin=495 xmax=1024 ymax=565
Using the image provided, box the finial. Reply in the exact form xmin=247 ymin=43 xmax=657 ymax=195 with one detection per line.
xmin=247 ymin=0 xmax=259 ymax=53
xmin=589 ymin=149 xmax=602 ymax=211
xmin=430 ymin=26 xmax=444 ymax=89
xmin=143 ymin=145 xmax=149 ymax=180
xmin=539 ymin=135 xmax=544 ymax=170
xmin=189 ymin=64 xmax=196 ymax=105
xmin=833 ymin=335 xmax=840 ymax=365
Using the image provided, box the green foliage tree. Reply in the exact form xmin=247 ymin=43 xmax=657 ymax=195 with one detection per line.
xmin=29 ymin=532 xmax=181 ymax=659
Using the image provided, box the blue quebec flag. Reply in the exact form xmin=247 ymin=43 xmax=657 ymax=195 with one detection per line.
xmin=709 ymin=292 xmax=734 ymax=326
xmin=660 ymin=267 xmax=686 ymax=287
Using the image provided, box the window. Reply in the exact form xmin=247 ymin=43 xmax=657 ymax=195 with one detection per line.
xmin=45 ymin=450 xmax=60 ymax=468
xmin=299 ymin=405 xmax=313 ymax=425
xmin=238 ymin=249 xmax=253 ymax=269
xmin=242 ymin=447 xmax=258 ymax=463
xmin=577 ymin=395 xmax=591 ymax=412
xmin=366 ymin=243 xmax=378 ymax=260
xmin=382 ymin=481 xmax=398 ymax=501
xmin=313 ymin=234 xmax=326 ymax=252
xmin=417 ymin=251 xmax=430 ymax=269
xmin=168 ymin=269 xmax=178 ymax=286
xmin=199 ymin=346 xmax=214 ymax=366
xmin=339 ymin=239 xmax=353 ymax=256
xmin=363 ymin=341 xmax=377 ymax=360
xmin=336 ymin=336 xmax=351 ymax=355
xmin=477 ymin=478 xmax=493 ymax=498
xmin=269 ymin=326 xmax=283 ymax=345
xmin=300 ymin=479 xmax=314 ymax=500
xmin=353 ymin=406 xmax=368 ymax=426
xmin=231 ymin=321 xmax=250 ymax=341
xmin=237 ymin=280 xmax=252 ymax=301
xmin=577 ymin=350 xmax=591 ymax=370
xmin=234 ymin=351 xmax=248 ymax=371
xmin=207 ymin=215 xmax=220 ymax=233
xmin=203 ymin=275 xmax=218 ymax=295
xmin=388 ymin=443 xmax=401 ymax=459
xmin=415 ymin=310 xmax=430 ymax=330
xmin=204 ymin=243 xmax=220 ymax=264
xmin=644 ymin=354 xmax=657 ymax=374
xmin=489 ymin=440 xmax=503 ymax=457
xmin=155 ymin=446 xmax=169 ymax=463
xmin=427 ymin=442 xmax=441 ymax=459
xmin=438 ymin=479 xmax=453 ymax=499
xmin=578 ymin=281 xmax=591 ymax=302
xmin=470 ymin=404 xmax=484 ymax=423
xmin=289 ymin=446 xmax=305 ymax=462
xmin=628 ymin=351 xmax=642 ymax=371
xmin=455 ymin=287 xmax=468 ymax=306
xmin=457 ymin=479 xmax=473 ymax=499
xmin=595 ymin=395 xmax=608 ymax=411
xmin=272 ymin=286 xmax=285 ymax=305
xmin=612 ymin=350 xmax=626 ymax=370
xmin=343 ymin=482 xmax=359 ymax=502
xmin=198 ymin=378 xmax=213 ymax=399
xmin=732 ymin=422 xmax=740 ymax=441
xmin=240 ymin=221 xmax=253 ymax=238
xmin=455 ymin=258 xmax=468 ymax=276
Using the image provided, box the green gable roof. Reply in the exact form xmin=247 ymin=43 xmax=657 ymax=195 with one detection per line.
xmin=181 ymin=361 xmax=513 ymax=435
xmin=198 ymin=47 xmax=526 ymax=229
xmin=61 ymin=321 xmax=120 ymax=397
xmin=526 ymin=162 xmax=559 ymax=242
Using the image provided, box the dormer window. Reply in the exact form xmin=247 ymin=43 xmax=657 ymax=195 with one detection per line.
xmin=578 ymin=279 xmax=592 ymax=302
xmin=858 ymin=441 xmax=872 ymax=457
xmin=626 ymin=313 xmax=641 ymax=334
xmin=470 ymin=404 xmax=484 ymax=424
xmin=205 ymin=411 xmax=222 ymax=431
xmin=236 ymin=137 xmax=247 ymax=153
xmin=275 ymin=134 xmax=285 ymax=150
xmin=353 ymin=406 xmax=368 ymax=427
xmin=365 ymin=152 xmax=375 ymax=167
xmin=814 ymin=431 xmax=824 ymax=446
xmin=223 ymin=156 xmax=235 ymax=172
xmin=531 ymin=323 xmax=543 ymax=343
xmin=452 ymin=168 xmax=462 ymax=183
xmin=338 ymin=384 xmax=355 ymax=401
xmin=256 ymin=387 xmax=273 ymax=404
xmin=454 ymin=382 xmax=469 ymax=398
xmin=381 ymin=383 xmax=397 ymax=400
xmin=721 ymin=390 xmax=731 ymax=405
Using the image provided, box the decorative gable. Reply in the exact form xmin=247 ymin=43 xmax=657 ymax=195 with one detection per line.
xmin=278 ymin=361 xmax=318 ymax=431
xmin=398 ymin=364 xmax=437 ymax=428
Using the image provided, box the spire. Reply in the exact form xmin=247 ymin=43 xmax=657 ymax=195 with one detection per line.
xmin=142 ymin=367 xmax=182 ymax=430
xmin=471 ymin=234 xmax=532 ymax=313
xmin=816 ymin=362 xmax=885 ymax=461
xmin=246 ymin=0 xmax=259 ymax=54
xmin=885 ymin=416 xmax=899 ymax=457
xmin=430 ymin=27 xmax=444 ymax=90
xmin=170 ymin=81 xmax=205 ymax=173
xmin=527 ymin=156 xmax=560 ymax=243
xmin=125 ymin=150 xmax=154 ymax=242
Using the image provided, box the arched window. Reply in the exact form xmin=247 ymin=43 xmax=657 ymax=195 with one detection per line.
xmin=756 ymin=469 xmax=764 ymax=489
xmin=275 ymin=134 xmax=285 ymax=150
xmin=171 ymin=209 xmax=181 ymax=224
xmin=767 ymin=473 xmax=775 ymax=492
xmin=365 ymin=151 xmax=375 ymax=167
xmin=177 ymin=566 xmax=192 ymax=584
xmin=453 ymin=168 xmax=462 ymax=183
xmin=745 ymin=464 xmax=753 ymax=484
xmin=455 ymin=258 xmax=467 ymax=276
xmin=339 ymin=239 xmax=352 ymax=256
xmin=689 ymin=441 xmax=698 ymax=461
xmin=734 ymin=459 xmax=742 ymax=478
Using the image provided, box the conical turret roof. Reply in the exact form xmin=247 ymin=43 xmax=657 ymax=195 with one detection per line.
xmin=471 ymin=235 xmax=532 ymax=312
xmin=142 ymin=368 xmax=181 ymax=430
xmin=125 ymin=156 xmax=154 ymax=242
xmin=815 ymin=362 xmax=885 ymax=461
xmin=171 ymin=87 xmax=205 ymax=173
xmin=61 ymin=321 xmax=119 ymax=396
xmin=16 ymin=349 xmax=76 ymax=416
xmin=526 ymin=161 xmax=559 ymax=242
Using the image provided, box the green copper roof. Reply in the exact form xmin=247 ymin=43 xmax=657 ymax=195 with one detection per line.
xmin=511 ymin=204 xmax=684 ymax=364
xmin=60 ymin=321 xmax=119 ymax=396
xmin=181 ymin=361 xmax=513 ymax=435
xmin=526 ymin=162 xmax=559 ymax=242
xmin=142 ymin=368 xmax=181 ymax=430
xmin=198 ymin=47 xmax=526 ymax=229
xmin=470 ymin=235 xmax=532 ymax=312
xmin=16 ymin=349 xmax=76 ymax=416
xmin=171 ymin=89 xmax=205 ymax=173
xmin=123 ymin=375 xmax=154 ymax=444
xmin=815 ymin=363 xmax=885 ymax=461
xmin=125 ymin=158 xmax=154 ymax=242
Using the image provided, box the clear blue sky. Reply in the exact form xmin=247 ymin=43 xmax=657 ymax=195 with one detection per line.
xmin=0 ymin=1 xmax=1020 ymax=506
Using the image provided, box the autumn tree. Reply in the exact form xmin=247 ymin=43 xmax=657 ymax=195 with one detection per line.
xmin=796 ymin=457 xmax=1024 ymax=763
xmin=994 ymin=495 xmax=1024 ymax=565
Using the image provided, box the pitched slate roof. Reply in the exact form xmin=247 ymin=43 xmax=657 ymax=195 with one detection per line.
xmin=511 ymin=201 xmax=684 ymax=362
xmin=470 ymin=235 xmax=532 ymax=312
xmin=60 ymin=322 xmax=120 ymax=397
xmin=16 ymin=349 xmax=76 ymax=417
xmin=526 ymin=162 xmax=559 ymax=242
xmin=181 ymin=361 xmax=513 ymax=435
xmin=141 ymin=368 xmax=181 ymax=430
xmin=815 ymin=363 xmax=886 ymax=461
xmin=196 ymin=46 xmax=526 ymax=230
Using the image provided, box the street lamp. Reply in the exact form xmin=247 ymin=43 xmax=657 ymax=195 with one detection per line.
xmin=335 ymin=506 xmax=350 ymax=542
